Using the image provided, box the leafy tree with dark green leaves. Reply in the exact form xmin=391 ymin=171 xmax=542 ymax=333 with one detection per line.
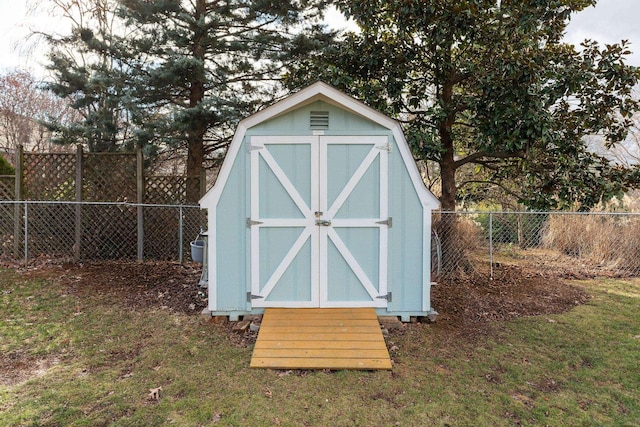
xmin=287 ymin=0 xmax=640 ymax=211
xmin=114 ymin=0 xmax=333 ymax=201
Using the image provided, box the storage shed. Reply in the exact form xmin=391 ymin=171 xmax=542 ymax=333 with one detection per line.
xmin=200 ymin=82 xmax=440 ymax=321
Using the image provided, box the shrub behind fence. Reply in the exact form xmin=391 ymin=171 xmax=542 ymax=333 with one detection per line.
xmin=434 ymin=212 xmax=640 ymax=278
xmin=0 ymin=176 xmax=13 ymax=200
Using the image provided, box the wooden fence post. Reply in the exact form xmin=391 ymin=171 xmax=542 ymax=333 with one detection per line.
xmin=13 ymin=145 xmax=23 ymax=258
xmin=137 ymin=148 xmax=144 ymax=261
xmin=74 ymin=144 xmax=83 ymax=262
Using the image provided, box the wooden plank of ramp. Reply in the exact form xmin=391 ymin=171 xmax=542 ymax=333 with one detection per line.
xmin=250 ymin=308 xmax=392 ymax=370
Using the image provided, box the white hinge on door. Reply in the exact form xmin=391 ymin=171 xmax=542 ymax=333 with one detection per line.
xmin=376 ymin=217 xmax=392 ymax=227
xmin=247 ymin=144 xmax=263 ymax=152
xmin=246 ymin=218 xmax=263 ymax=228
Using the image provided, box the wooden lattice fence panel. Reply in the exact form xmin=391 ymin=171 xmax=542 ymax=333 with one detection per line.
xmin=83 ymin=153 xmax=137 ymax=202
xmin=145 ymin=176 xmax=187 ymax=205
xmin=0 ymin=176 xmax=14 ymax=200
xmin=23 ymin=153 xmax=77 ymax=200
xmin=19 ymin=147 xmax=202 ymax=204
xmin=26 ymin=203 xmax=76 ymax=258
xmin=182 ymin=207 xmax=208 ymax=260
xmin=143 ymin=206 xmax=180 ymax=260
xmin=1 ymin=203 xmax=23 ymax=258
xmin=0 ymin=202 xmax=15 ymax=257
xmin=80 ymin=204 xmax=138 ymax=260
xmin=141 ymin=206 xmax=206 ymax=260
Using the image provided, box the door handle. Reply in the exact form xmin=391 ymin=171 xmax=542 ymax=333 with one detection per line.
xmin=315 ymin=219 xmax=332 ymax=226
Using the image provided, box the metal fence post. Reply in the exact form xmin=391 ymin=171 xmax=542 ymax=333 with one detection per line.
xmin=75 ymin=145 xmax=83 ymax=262
xmin=136 ymin=150 xmax=144 ymax=261
xmin=178 ymin=206 xmax=184 ymax=263
xmin=489 ymin=212 xmax=494 ymax=279
xmin=23 ymin=202 xmax=29 ymax=265
xmin=13 ymin=145 xmax=23 ymax=258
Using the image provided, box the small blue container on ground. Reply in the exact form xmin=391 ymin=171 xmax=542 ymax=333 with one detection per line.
xmin=190 ymin=239 xmax=205 ymax=263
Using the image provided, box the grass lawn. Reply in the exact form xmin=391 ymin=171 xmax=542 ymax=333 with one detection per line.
xmin=1 ymin=267 xmax=639 ymax=426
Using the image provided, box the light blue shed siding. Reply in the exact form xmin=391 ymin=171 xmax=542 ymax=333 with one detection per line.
xmin=212 ymin=99 xmax=431 ymax=315
xmin=261 ymin=144 xmax=312 ymax=215
xmin=214 ymin=140 xmax=249 ymax=311
xmin=387 ymin=139 xmax=427 ymax=312
xmin=328 ymin=144 xmax=381 ymax=219
xmin=247 ymin=100 xmax=387 ymax=136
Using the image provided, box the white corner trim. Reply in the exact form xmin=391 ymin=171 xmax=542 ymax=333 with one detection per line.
xmin=208 ymin=209 xmax=217 ymax=311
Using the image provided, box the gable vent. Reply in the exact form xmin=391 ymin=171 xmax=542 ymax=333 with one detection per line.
xmin=310 ymin=111 xmax=329 ymax=130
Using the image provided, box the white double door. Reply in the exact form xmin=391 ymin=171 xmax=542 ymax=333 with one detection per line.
xmin=248 ymin=135 xmax=390 ymax=308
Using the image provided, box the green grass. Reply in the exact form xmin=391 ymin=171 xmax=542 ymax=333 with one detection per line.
xmin=1 ymin=268 xmax=639 ymax=426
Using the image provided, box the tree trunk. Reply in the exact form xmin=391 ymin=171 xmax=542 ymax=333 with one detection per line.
xmin=439 ymin=142 xmax=456 ymax=211
xmin=185 ymin=0 xmax=207 ymax=204
xmin=437 ymin=128 xmax=461 ymax=274
xmin=435 ymin=68 xmax=476 ymax=275
xmin=439 ymin=72 xmax=457 ymax=212
xmin=186 ymin=131 xmax=205 ymax=203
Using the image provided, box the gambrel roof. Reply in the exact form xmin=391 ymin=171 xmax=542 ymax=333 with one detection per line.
xmin=200 ymin=81 xmax=440 ymax=210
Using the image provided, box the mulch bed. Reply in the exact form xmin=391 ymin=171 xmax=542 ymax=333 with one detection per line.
xmin=17 ymin=260 xmax=208 ymax=315
xmin=10 ymin=259 xmax=590 ymax=339
xmin=433 ymin=264 xmax=590 ymax=326
xmin=429 ymin=264 xmax=591 ymax=343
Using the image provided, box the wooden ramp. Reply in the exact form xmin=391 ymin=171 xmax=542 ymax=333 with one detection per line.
xmin=250 ymin=308 xmax=392 ymax=370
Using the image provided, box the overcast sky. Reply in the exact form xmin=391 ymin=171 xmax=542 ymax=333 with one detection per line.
xmin=1 ymin=0 xmax=639 ymax=77
xmin=564 ymin=0 xmax=640 ymax=64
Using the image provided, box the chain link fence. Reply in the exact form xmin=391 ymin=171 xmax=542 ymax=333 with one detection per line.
xmin=0 ymin=201 xmax=206 ymax=264
xmin=433 ymin=211 xmax=640 ymax=279
xmin=2 ymin=202 xmax=639 ymax=278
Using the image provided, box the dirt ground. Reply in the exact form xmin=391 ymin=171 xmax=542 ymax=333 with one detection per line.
xmin=9 ymin=258 xmax=590 ymax=336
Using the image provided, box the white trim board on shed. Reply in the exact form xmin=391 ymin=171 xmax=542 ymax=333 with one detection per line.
xmin=200 ymin=81 xmax=440 ymax=321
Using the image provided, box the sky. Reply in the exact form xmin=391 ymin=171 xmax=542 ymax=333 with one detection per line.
xmin=563 ymin=0 xmax=640 ymax=64
xmin=0 ymin=0 xmax=639 ymax=77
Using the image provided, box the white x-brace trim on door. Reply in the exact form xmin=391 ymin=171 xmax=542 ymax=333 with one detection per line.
xmin=249 ymin=135 xmax=389 ymax=308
